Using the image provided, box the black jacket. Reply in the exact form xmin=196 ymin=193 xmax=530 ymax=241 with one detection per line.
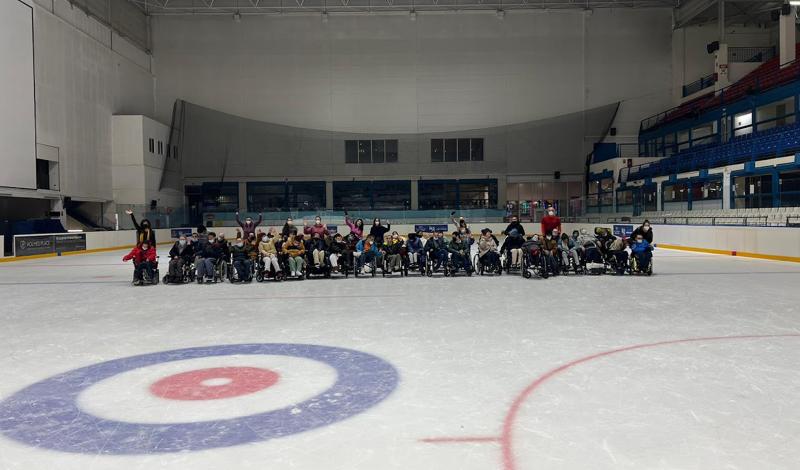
xmin=631 ymin=226 xmax=653 ymax=244
xmin=202 ymin=241 xmax=222 ymax=259
xmin=369 ymin=224 xmax=391 ymax=244
xmin=169 ymin=242 xmax=194 ymax=261
xmin=329 ymin=240 xmax=346 ymax=255
xmin=131 ymin=214 xmax=156 ymax=245
xmin=502 ymin=221 xmax=525 ymax=237
xmin=425 ymin=237 xmax=446 ymax=253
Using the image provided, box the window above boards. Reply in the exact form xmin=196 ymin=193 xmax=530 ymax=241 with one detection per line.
xmin=431 ymin=138 xmax=483 ymax=162
xmin=345 ymin=139 xmax=399 ymax=164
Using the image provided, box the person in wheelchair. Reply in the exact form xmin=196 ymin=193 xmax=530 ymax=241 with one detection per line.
xmin=355 ymin=234 xmax=381 ymax=274
xmin=282 ymin=233 xmax=306 ymax=279
xmin=258 ymin=230 xmax=283 ymax=278
xmin=328 ymin=233 xmax=347 ymax=273
xmin=558 ymin=232 xmax=580 ymax=273
xmin=446 ymin=231 xmax=473 ymax=275
xmin=382 ymin=232 xmax=405 ymax=275
xmin=541 ymin=230 xmax=560 ymax=275
xmin=307 ymin=232 xmax=328 ymax=270
xmin=123 ymin=241 xmax=157 ymax=286
xmin=477 ymin=228 xmax=501 ymax=274
xmin=502 ymin=229 xmax=525 ymax=270
xmin=406 ymin=231 xmax=425 ymax=272
xmin=425 ymin=231 xmax=448 ymax=273
xmin=230 ymin=237 xmax=255 ymax=282
xmin=580 ymin=229 xmax=604 ymax=273
xmin=166 ymin=235 xmax=194 ymax=283
xmin=343 ymin=232 xmax=360 ymax=274
xmin=196 ymin=232 xmax=222 ymax=283
xmin=605 ymin=235 xmax=629 ymax=275
xmin=521 ymin=234 xmax=549 ymax=278
xmin=629 ymin=233 xmax=653 ymax=274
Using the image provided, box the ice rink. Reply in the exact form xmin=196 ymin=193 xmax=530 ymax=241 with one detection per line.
xmin=1 ymin=247 xmax=799 ymax=470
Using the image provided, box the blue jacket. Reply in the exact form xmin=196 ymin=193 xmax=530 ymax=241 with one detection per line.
xmin=407 ymin=237 xmax=424 ymax=253
xmin=631 ymin=239 xmax=652 ymax=254
xmin=356 ymin=239 xmax=379 ymax=255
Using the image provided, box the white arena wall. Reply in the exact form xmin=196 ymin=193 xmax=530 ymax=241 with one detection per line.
xmin=2 ymin=225 xmax=799 ymax=262
xmin=151 ymin=8 xmax=673 ymax=138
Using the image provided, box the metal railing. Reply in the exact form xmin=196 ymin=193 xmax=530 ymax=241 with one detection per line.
xmin=641 ymin=55 xmax=800 ymax=133
xmin=728 ymin=46 xmax=776 ymax=63
xmin=682 ymin=73 xmax=717 ymax=97
xmin=606 ymin=215 xmax=770 ymax=226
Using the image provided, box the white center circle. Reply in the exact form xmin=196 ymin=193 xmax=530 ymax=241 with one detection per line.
xmin=77 ymin=354 xmax=338 ymax=424
xmin=200 ymin=377 xmax=234 ymax=387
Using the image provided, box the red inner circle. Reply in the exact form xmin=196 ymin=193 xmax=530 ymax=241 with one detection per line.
xmin=150 ymin=367 xmax=280 ymax=401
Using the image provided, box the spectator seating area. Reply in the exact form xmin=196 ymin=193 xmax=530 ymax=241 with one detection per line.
xmin=641 ymin=43 xmax=800 ymax=132
xmin=629 ymin=207 xmax=800 ymax=227
xmin=625 ymin=121 xmax=800 ymax=181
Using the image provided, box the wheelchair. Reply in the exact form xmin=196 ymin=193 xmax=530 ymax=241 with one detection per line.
xmin=473 ymin=251 xmax=502 ymax=276
xmin=629 ymin=250 xmax=653 ymax=276
xmin=502 ymin=248 xmax=524 ymax=274
xmin=424 ymin=249 xmax=448 ymax=277
xmin=163 ymin=258 xmax=194 ymax=284
xmin=354 ymin=251 xmax=379 ymax=277
xmin=382 ymin=248 xmax=409 ymax=277
xmin=444 ymin=252 xmax=473 ymax=277
xmin=132 ymin=259 xmax=160 ymax=286
xmin=521 ymin=245 xmax=549 ymax=279
xmin=280 ymin=253 xmax=308 ymax=280
xmin=557 ymin=249 xmax=583 ymax=275
xmin=228 ymin=257 xmax=255 ymax=283
xmin=256 ymin=255 xmax=286 ymax=282
xmin=406 ymin=251 xmax=426 ymax=275
xmin=304 ymin=249 xmax=332 ymax=279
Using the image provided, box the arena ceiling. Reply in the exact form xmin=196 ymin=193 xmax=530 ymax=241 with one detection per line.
xmin=128 ymin=0 xmax=789 ymax=29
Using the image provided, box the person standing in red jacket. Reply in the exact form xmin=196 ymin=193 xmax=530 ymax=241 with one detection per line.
xmin=540 ymin=206 xmax=562 ymax=237
xmin=123 ymin=241 xmax=157 ymax=285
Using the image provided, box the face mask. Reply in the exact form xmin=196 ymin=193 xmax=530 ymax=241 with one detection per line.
xmin=548 ymin=211 xmax=554 ymax=216
xmin=142 ymin=245 xmax=149 ymax=251
xmin=546 ymin=235 xmax=552 ymax=240
xmin=643 ymin=226 xmax=650 ymax=232
xmin=374 ymin=221 xmax=380 ymax=226
xmin=316 ymin=219 xmax=321 ymax=225
xmin=236 ymin=242 xmax=243 ymax=247
xmin=262 ymin=236 xmax=268 ymax=242
xmin=208 ymin=238 xmax=215 ymax=243
xmin=287 ymin=220 xmax=293 ymax=226
xmin=246 ymin=219 xmax=252 ymax=224
xmin=179 ymin=240 xmax=186 ymax=246
xmin=636 ymin=239 xmax=643 ymax=244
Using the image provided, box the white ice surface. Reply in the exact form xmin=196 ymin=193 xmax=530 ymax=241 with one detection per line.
xmin=0 ymin=248 xmax=799 ymax=469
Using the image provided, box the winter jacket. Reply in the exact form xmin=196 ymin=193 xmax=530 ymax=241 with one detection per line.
xmin=577 ymin=233 xmax=597 ymax=248
xmin=502 ymin=221 xmax=526 ymax=236
xmin=231 ymin=243 xmax=255 ymax=261
xmin=384 ymin=239 xmax=404 ymax=256
xmin=631 ymin=239 xmax=652 ymax=254
xmin=355 ymin=239 xmax=379 ymax=255
xmin=281 ymin=223 xmax=298 ymax=238
xmin=306 ymin=237 xmax=327 ymax=252
xmin=304 ymin=223 xmax=329 ymax=238
xmin=329 ymin=240 xmax=346 ymax=255
xmin=123 ymin=245 xmax=156 ymax=264
xmin=130 ymin=214 xmax=156 ymax=245
xmin=447 ymin=239 xmax=469 ymax=256
xmin=631 ymin=226 xmax=653 ymax=244
xmin=557 ymin=237 xmax=575 ymax=252
xmin=502 ymin=234 xmax=524 ymax=251
xmin=369 ymin=223 xmax=391 ymax=244
xmin=407 ymin=237 xmax=424 ymax=254
xmin=478 ymin=237 xmax=498 ymax=257
xmin=344 ymin=216 xmax=364 ymax=239
xmin=282 ymin=240 xmax=306 ymax=257
xmin=425 ymin=237 xmax=447 ymax=253
xmin=235 ymin=213 xmax=262 ymax=239
xmin=168 ymin=241 xmax=194 ymax=261
xmin=540 ymin=215 xmax=562 ymax=237
xmin=259 ymin=238 xmax=278 ymax=256
xmin=541 ymin=236 xmax=558 ymax=255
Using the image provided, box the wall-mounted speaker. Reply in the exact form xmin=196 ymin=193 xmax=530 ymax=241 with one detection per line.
xmin=609 ymin=127 xmax=617 ymax=136
xmin=554 ymin=171 xmax=561 ymax=180
xmin=707 ymin=41 xmax=720 ymax=54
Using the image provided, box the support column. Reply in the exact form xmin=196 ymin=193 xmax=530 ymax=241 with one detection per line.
xmin=325 ymin=181 xmax=334 ymax=210
xmin=715 ymin=0 xmax=730 ymax=90
xmin=656 ymin=181 xmax=663 ymax=211
xmin=723 ymin=170 xmax=732 ymax=210
xmin=779 ymin=5 xmax=796 ymax=66
xmin=410 ymin=180 xmax=419 ymax=211
xmin=238 ymin=182 xmax=247 ymax=212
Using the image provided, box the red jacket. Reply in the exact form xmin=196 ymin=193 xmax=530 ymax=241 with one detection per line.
xmin=123 ymin=245 xmax=157 ymax=264
xmin=540 ymin=215 xmax=561 ymax=237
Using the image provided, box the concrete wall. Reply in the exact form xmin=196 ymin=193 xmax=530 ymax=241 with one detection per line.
xmin=152 ymin=9 xmax=673 ymax=136
xmin=30 ymin=0 xmax=155 ymax=202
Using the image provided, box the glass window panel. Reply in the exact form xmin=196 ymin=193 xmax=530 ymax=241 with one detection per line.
xmin=287 ymin=182 xmax=326 ymax=211
xmin=431 ymin=139 xmax=443 ymax=162
xmin=386 ymin=140 xmax=398 ymax=162
xmin=333 ymin=181 xmax=372 ymax=210
xmin=444 ymin=139 xmax=457 ymax=162
xmin=419 ymin=180 xmax=459 ymax=210
xmin=459 ymin=179 xmax=497 ymax=209
xmin=358 ymin=140 xmax=371 ymax=163
xmin=458 ymin=139 xmax=470 ymax=161
xmin=247 ymin=182 xmax=286 ymax=212
xmin=470 ymin=138 xmax=484 ymax=161
xmin=345 ymin=140 xmax=358 ymax=164
xmin=373 ymin=180 xmax=411 ymax=210
xmin=201 ymin=182 xmax=239 ymax=212
xmin=372 ymin=140 xmax=385 ymax=163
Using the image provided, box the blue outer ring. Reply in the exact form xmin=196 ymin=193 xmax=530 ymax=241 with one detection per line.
xmin=0 ymin=343 xmax=399 ymax=454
